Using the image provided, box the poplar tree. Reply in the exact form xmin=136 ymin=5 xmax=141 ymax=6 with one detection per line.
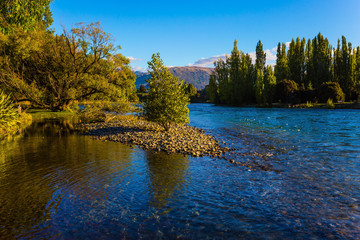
xmin=255 ymin=69 xmax=264 ymax=105
xmin=229 ymin=39 xmax=241 ymax=104
xmin=242 ymin=53 xmax=255 ymax=103
xmin=275 ymin=42 xmax=289 ymax=81
xmin=263 ymin=65 xmax=276 ymax=105
xmin=144 ymin=53 xmax=190 ymax=131
xmin=305 ymin=38 xmax=314 ymax=89
xmin=311 ymin=33 xmax=332 ymax=88
xmin=255 ymin=40 xmax=266 ymax=72
xmin=288 ymin=37 xmax=306 ymax=87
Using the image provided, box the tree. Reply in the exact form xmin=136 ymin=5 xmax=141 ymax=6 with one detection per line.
xmin=275 ymin=42 xmax=289 ymax=82
xmin=207 ymin=74 xmax=219 ymax=103
xmin=263 ymin=65 xmax=276 ymax=105
xmin=311 ymin=33 xmax=332 ymax=88
xmin=275 ymin=79 xmax=298 ymax=103
xmin=185 ymin=83 xmax=197 ymax=97
xmin=229 ymin=39 xmax=241 ymax=105
xmin=317 ymin=82 xmax=344 ymax=103
xmin=333 ymin=36 xmax=356 ymax=100
xmin=255 ymin=40 xmax=266 ymax=72
xmin=288 ymin=37 xmax=306 ymax=87
xmin=255 ymin=68 xmax=264 ymax=105
xmin=0 ymin=22 xmax=137 ymax=111
xmin=214 ymin=57 xmax=231 ymax=104
xmin=139 ymin=84 xmax=147 ymax=93
xmin=305 ymin=38 xmax=314 ymax=89
xmin=0 ymin=0 xmax=53 ymax=34
xmin=144 ymin=53 xmax=190 ymax=131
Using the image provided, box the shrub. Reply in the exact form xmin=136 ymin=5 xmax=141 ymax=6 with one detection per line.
xmin=326 ymin=98 xmax=335 ymax=109
xmin=275 ymin=79 xmax=298 ymax=103
xmin=317 ymin=82 xmax=344 ymax=103
xmin=79 ymin=101 xmax=133 ymax=122
xmin=0 ymin=91 xmax=32 ymax=137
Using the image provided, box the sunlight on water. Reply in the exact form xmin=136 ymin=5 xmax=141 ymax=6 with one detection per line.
xmin=0 ymin=104 xmax=359 ymax=239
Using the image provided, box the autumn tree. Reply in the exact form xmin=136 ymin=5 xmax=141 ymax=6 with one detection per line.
xmin=0 ymin=0 xmax=53 ymax=34
xmin=0 ymin=22 xmax=137 ymax=111
xmin=144 ymin=53 xmax=190 ymax=131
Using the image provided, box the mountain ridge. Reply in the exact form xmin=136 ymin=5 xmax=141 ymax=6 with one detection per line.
xmin=135 ymin=66 xmax=213 ymax=90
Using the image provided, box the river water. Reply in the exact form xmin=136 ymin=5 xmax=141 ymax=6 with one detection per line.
xmin=0 ymin=104 xmax=359 ymax=239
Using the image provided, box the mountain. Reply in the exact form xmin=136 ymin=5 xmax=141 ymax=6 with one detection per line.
xmin=135 ymin=66 xmax=213 ymax=90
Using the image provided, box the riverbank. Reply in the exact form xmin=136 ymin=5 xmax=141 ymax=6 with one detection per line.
xmin=78 ymin=116 xmax=229 ymax=157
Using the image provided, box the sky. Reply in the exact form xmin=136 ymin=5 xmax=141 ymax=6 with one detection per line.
xmin=50 ymin=0 xmax=360 ymax=72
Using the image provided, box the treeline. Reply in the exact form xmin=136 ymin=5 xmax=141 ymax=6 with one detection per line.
xmin=0 ymin=1 xmax=137 ymax=112
xmin=207 ymin=33 xmax=360 ymax=106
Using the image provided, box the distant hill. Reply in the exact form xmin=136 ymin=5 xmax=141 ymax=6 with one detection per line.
xmin=135 ymin=66 xmax=213 ymax=90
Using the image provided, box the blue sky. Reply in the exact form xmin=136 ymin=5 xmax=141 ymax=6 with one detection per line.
xmin=50 ymin=0 xmax=360 ymax=72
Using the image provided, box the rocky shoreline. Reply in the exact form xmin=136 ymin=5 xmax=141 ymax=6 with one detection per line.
xmin=78 ymin=116 xmax=229 ymax=157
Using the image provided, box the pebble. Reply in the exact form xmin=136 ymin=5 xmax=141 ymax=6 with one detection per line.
xmin=77 ymin=116 xmax=229 ymax=158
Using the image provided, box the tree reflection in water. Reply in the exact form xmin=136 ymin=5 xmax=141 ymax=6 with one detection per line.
xmin=146 ymin=151 xmax=189 ymax=210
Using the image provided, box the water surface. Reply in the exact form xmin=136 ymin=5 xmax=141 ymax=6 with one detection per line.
xmin=0 ymin=104 xmax=359 ymax=239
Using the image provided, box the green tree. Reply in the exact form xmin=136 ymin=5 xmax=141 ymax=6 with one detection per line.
xmin=255 ymin=40 xmax=266 ymax=72
xmin=185 ymin=83 xmax=197 ymax=97
xmin=242 ymin=53 xmax=255 ymax=103
xmin=144 ymin=53 xmax=190 ymax=131
xmin=214 ymin=57 xmax=231 ymax=104
xmin=0 ymin=22 xmax=136 ymax=111
xmin=305 ymin=38 xmax=314 ymax=89
xmin=275 ymin=42 xmax=289 ymax=82
xmin=139 ymin=84 xmax=147 ymax=93
xmin=275 ymin=79 xmax=298 ymax=103
xmin=207 ymin=74 xmax=219 ymax=103
xmin=317 ymin=82 xmax=345 ymax=103
xmin=229 ymin=39 xmax=241 ymax=104
xmin=0 ymin=0 xmax=53 ymax=34
xmin=288 ymin=37 xmax=306 ymax=87
xmin=311 ymin=33 xmax=332 ymax=88
xmin=263 ymin=65 xmax=276 ymax=105
xmin=255 ymin=68 xmax=264 ymax=105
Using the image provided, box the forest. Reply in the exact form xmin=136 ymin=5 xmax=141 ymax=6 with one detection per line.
xmin=207 ymin=35 xmax=360 ymax=106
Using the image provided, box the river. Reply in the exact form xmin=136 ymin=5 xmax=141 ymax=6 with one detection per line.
xmin=0 ymin=103 xmax=359 ymax=239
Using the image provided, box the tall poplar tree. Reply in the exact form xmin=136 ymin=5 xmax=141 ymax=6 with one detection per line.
xmin=275 ymin=42 xmax=289 ymax=81
xmin=263 ymin=65 xmax=276 ymax=105
xmin=311 ymin=33 xmax=332 ymax=88
xmin=256 ymin=40 xmax=266 ymax=72
xmin=255 ymin=69 xmax=264 ymax=105
xmin=229 ymin=39 xmax=241 ymax=105
xmin=305 ymin=39 xmax=314 ymax=89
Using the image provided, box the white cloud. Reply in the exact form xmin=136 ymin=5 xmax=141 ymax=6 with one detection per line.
xmin=188 ymin=42 xmax=295 ymax=68
xmin=127 ymin=56 xmax=142 ymax=62
xmin=188 ymin=54 xmax=227 ymax=67
xmin=131 ymin=66 xmax=147 ymax=72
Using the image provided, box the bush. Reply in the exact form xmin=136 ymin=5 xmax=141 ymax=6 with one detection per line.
xmin=275 ymin=79 xmax=298 ymax=103
xmin=317 ymin=82 xmax=344 ymax=103
xmin=79 ymin=101 xmax=133 ymax=122
xmin=0 ymin=91 xmax=32 ymax=137
xmin=326 ymin=98 xmax=335 ymax=109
